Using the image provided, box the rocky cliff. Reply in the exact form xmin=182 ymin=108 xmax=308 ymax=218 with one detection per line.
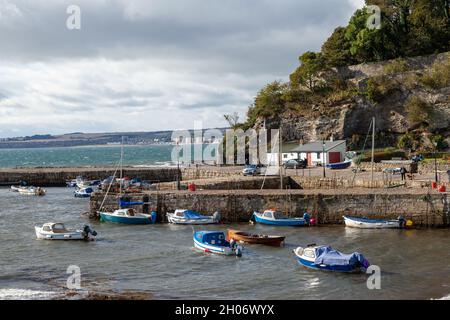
xmin=258 ymin=52 xmax=450 ymax=150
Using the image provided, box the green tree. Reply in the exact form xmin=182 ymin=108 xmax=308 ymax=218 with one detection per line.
xmin=290 ymin=52 xmax=325 ymax=92
xmin=321 ymin=27 xmax=356 ymax=67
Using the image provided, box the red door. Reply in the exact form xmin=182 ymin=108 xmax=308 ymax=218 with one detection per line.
xmin=307 ymin=153 xmax=312 ymax=166
xmin=328 ymin=152 xmax=341 ymax=164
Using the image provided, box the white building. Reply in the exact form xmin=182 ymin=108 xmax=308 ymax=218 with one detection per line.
xmin=267 ymin=140 xmax=347 ymax=166
xmin=291 ymin=140 xmax=346 ymax=166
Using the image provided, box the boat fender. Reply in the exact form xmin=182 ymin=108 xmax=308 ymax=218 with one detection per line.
xmin=213 ymin=211 xmax=221 ymax=223
xmin=151 ymin=211 xmax=158 ymax=224
xmin=235 ymin=246 xmax=243 ymax=257
xmin=303 ymin=212 xmax=311 ymax=224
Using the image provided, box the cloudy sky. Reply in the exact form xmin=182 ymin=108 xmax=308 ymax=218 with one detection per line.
xmin=0 ymin=0 xmax=364 ymax=138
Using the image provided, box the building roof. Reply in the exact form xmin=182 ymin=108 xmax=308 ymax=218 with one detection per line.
xmin=291 ymin=140 xmax=346 ymax=153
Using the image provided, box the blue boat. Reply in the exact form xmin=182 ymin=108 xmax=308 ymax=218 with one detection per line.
xmin=99 ymin=209 xmax=157 ymax=225
xmin=252 ymin=210 xmax=309 ymax=226
xmin=74 ymin=187 xmax=94 ymax=198
xmin=293 ymin=245 xmax=370 ymax=273
xmin=193 ymin=231 xmax=242 ymax=256
xmin=326 ymin=160 xmax=352 ymax=170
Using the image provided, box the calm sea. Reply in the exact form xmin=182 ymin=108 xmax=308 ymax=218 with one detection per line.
xmin=0 ymin=145 xmax=176 ymax=168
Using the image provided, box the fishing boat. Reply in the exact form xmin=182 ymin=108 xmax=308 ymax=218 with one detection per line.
xmin=252 ymin=210 xmax=310 ymax=226
xmin=343 ymin=215 xmax=408 ymax=229
xmin=35 ymin=223 xmax=97 ymax=241
xmin=18 ymin=186 xmax=46 ymax=196
xmin=227 ymin=229 xmax=285 ymax=246
xmin=293 ymin=244 xmax=370 ymax=273
xmin=166 ymin=209 xmax=220 ymax=225
xmin=326 ymin=160 xmax=352 ymax=170
xmin=99 ymin=208 xmax=157 ymax=225
xmin=193 ymin=231 xmax=242 ymax=257
xmin=74 ymin=187 xmax=95 ymax=198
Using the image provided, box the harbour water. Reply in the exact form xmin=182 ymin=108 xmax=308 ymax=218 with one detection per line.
xmin=0 ymin=145 xmax=175 ymax=168
xmin=1 ymin=187 xmax=450 ymax=300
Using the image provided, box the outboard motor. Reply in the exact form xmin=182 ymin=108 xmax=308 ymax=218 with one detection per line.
xmin=213 ymin=211 xmax=221 ymax=223
xmin=398 ymin=215 xmax=406 ymax=228
xmin=83 ymin=225 xmax=97 ymax=238
xmin=303 ymin=212 xmax=311 ymax=225
xmin=235 ymin=245 xmax=243 ymax=258
xmin=151 ymin=211 xmax=158 ymax=224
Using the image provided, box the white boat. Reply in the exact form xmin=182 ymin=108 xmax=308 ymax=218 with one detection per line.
xmin=18 ymin=187 xmax=46 ymax=196
xmin=35 ymin=223 xmax=97 ymax=240
xmin=74 ymin=187 xmax=95 ymax=198
xmin=166 ymin=209 xmax=220 ymax=225
xmin=10 ymin=185 xmax=25 ymax=192
xmin=99 ymin=208 xmax=157 ymax=225
xmin=343 ymin=215 xmax=406 ymax=229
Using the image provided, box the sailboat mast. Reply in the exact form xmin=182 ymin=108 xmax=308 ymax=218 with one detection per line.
xmin=119 ymin=136 xmax=124 ymax=206
xmin=371 ymin=117 xmax=375 ymax=188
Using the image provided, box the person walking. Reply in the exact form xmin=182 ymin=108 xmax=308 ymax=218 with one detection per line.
xmin=400 ymin=167 xmax=407 ymax=181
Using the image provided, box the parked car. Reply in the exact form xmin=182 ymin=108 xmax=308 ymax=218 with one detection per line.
xmin=283 ymin=159 xmax=307 ymax=169
xmin=242 ymin=164 xmax=263 ymax=176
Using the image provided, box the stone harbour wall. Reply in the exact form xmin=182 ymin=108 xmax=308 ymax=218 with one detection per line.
xmin=90 ymin=190 xmax=450 ymax=227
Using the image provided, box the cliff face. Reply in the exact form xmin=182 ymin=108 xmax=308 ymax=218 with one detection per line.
xmin=258 ymin=52 xmax=450 ymax=148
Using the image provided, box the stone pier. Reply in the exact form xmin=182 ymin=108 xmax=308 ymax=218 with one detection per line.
xmin=90 ymin=189 xmax=450 ymax=227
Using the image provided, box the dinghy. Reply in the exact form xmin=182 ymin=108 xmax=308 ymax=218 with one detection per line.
xmin=326 ymin=160 xmax=352 ymax=170
xmin=167 ymin=209 xmax=220 ymax=225
xmin=99 ymin=208 xmax=157 ymax=225
xmin=293 ymin=244 xmax=370 ymax=273
xmin=35 ymin=223 xmax=97 ymax=241
xmin=74 ymin=187 xmax=94 ymax=198
xmin=252 ymin=210 xmax=310 ymax=226
xmin=193 ymin=231 xmax=242 ymax=257
xmin=343 ymin=215 xmax=407 ymax=229
xmin=18 ymin=187 xmax=46 ymax=196
xmin=10 ymin=185 xmax=24 ymax=192
xmin=227 ymin=229 xmax=285 ymax=247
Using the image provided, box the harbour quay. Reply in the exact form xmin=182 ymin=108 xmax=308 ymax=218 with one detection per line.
xmin=0 ymin=166 xmax=180 ymax=187
xmin=90 ymin=188 xmax=450 ymax=227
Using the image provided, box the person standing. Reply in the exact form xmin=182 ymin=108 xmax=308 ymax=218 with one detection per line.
xmin=400 ymin=167 xmax=407 ymax=181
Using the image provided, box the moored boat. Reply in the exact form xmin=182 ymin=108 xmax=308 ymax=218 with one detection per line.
xmin=252 ymin=210 xmax=310 ymax=226
xmin=326 ymin=160 xmax=352 ymax=170
xmin=74 ymin=187 xmax=95 ymax=198
xmin=10 ymin=185 xmax=24 ymax=192
xmin=35 ymin=223 xmax=97 ymax=241
xmin=293 ymin=244 xmax=370 ymax=273
xmin=99 ymin=208 xmax=157 ymax=225
xmin=193 ymin=231 xmax=242 ymax=256
xmin=343 ymin=215 xmax=408 ymax=229
xmin=227 ymin=229 xmax=285 ymax=246
xmin=18 ymin=186 xmax=46 ymax=196
xmin=167 ymin=209 xmax=220 ymax=225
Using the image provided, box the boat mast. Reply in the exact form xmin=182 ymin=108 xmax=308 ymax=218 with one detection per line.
xmin=371 ymin=117 xmax=375 ymax=188
xmin=279 ymin=124 xmax=283 ymax=190
xmin=119 ymin=136 xmax=124 ymax=207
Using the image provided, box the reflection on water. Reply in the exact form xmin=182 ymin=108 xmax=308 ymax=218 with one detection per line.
xmin=1 ymin=187 xmax=450 ymax=300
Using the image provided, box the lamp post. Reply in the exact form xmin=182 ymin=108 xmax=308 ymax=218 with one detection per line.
xmin=322 ymin=140 xmax=326 ymax=178
xmin=434 ymin=141 xmax=438 ymax=183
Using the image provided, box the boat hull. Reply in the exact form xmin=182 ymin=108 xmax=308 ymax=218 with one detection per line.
xmin=253 ymin=213 xmax=306 ymax=226
xmin=295 ymin=256 xmax=360 ymax=273
xmin=227 ymin=229 xmax=285 ymax=246
xmin=326 ymin=161 xmax=352 ymax=170
xmin=99 ymin=212 xmax=154 ymax=225
xmin=166 ymin=212 xmax=217 ymax=225
xmin=343 ymin=216 xmax=401 ymax=229
xmin=193 ymin=237 xmax=234 ymax=255
xmin=34 ymin=226 xmax=87 ymax=240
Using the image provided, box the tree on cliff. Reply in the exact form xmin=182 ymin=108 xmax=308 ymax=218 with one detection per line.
xmin=290 ymin=52 xmax=325 ymax=92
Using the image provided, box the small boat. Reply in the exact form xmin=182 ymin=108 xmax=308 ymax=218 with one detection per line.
xmin=35 ymin=223 xmax=97 ymax=241
xmin=74 ymin=187 xmax=95 ymax=198
xmin=343 ymin=215 xmax=408 ymax=229
xmin=293 ymin=244 xmax=370 ymax=273
xmin=10 ymin=185 xmax=24 ymax=192
xmin=99 ymin=208 xmax=157 ymax=225
xmin=252 ymin=210 xmax=310 ymax=226
xmin=227 ymin=229 xmax=285 ymax=246
xmin=77 ymin=179 xmax=101 ymax=189
xmin=18 ymin=186 xmax=46 ymax=196
xmin=193 ymin=231 xmax=242 ymax=257
xmin=167 ymin=209 xmax=220 ymax=225
xmin=326 ymin=160 xmax=352 ymax=170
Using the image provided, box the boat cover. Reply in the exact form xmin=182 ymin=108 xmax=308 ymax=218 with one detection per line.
xmin=119 ymin=199 xmax=145 ymax=207
xmin=183 ymin=210 xmax=210 ymax=219
xmin=314 ymin=246 xmax=369 ymax=268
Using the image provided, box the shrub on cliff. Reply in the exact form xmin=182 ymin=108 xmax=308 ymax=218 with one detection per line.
xmin=405 ymin=96 xmax=432 ymax=127
xmin=421 ymin=57 xmax=450 ymax=89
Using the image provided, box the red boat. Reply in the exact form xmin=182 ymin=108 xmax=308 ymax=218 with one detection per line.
xmin=227 ymin=229 xmax=285 ymax=247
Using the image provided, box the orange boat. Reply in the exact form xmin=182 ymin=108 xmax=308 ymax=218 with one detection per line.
xmin=227 ymin=229 xmax=285 ymax=247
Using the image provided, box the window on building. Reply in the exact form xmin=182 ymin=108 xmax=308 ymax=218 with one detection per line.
xmin=316 ymin=152 xmax=321 ymax=159
xmin=283 ymin=154 xmax=288 ymax=159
